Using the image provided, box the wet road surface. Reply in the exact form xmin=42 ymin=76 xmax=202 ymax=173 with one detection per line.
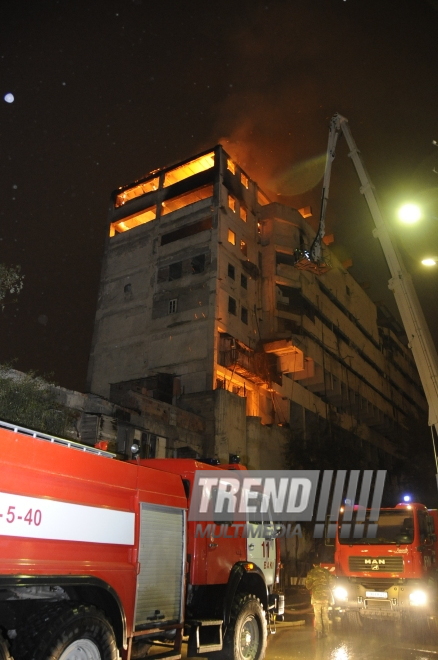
xmin=267 ymin=620 xmax=438 ymax=660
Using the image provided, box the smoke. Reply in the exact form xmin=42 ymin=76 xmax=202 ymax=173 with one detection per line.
xmin=205 ymin=2 xmax=356 ymax=202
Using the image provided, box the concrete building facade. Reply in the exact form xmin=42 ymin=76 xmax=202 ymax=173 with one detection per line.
xmin=87 ymin=146 xmax=427 ymax=469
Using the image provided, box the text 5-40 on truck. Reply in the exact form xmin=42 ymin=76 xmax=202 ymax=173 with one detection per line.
xmin=0 ymin=420 xmax=283 ymax=660
xmin=330 ymin=502 xmax=438 ymax=628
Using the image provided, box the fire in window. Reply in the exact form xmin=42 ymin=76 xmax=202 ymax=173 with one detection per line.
xmin=228 ymin=229 xmax=236 ymax=245
xmin=168 ymin=299 xmax=178 ymax=314
xmin=240 ymin=206 xmax=247 ymax=222
xmin=227 ymin=159 xmax=236 ymax=174
xmin=241 ymin=173 xmax=249 ymax=189
xmin=228 ymin=296 xmax=237 ymax=315
xmin=228 ymin=195 xmax=237 ymax=213
xmin=240 ymin=240 xmax=247 ymax=257
xmin=241 ymin=306 xmax=248 ymax=324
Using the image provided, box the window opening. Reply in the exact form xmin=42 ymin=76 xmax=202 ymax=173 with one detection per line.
xmin=228 ymin=297 xmax=237 ymax=315
xmin=276 ymin=251 xmax=295 ymax=267
xmin=169 ymin=262 xmax=182 ymax=280
xmin=240 ymin=274 xmax=247 ymax=289
xmin=163 ymin=152 xmax=214 ymax=187
xmin=228 ymin=263 xmax=235 ymax=279
xmin=114 ymin=178 xmax=159 ymax=208
xmin=228 ymin=229 xmax=236 ymax=245
xmin=110 ymin=206 xmax=156 ymax=236
xmin=257 ymin=189 xmax=270 ymax=206
xmin=191 ymin=254 xmax=205 ymax=274
xmin=168 ymin=299 xmax=178 ymax=314
xmin=241 ymin=307 xmax=248 ymax=324
xmin=161 ymin=184 xmax=213 ymax=216
xmin=227 ymin=159 xmax=236 ymax=174
xmin=241 ymin=173 xmax=249 ymax=189
xmin=240 ymin=206 xmax=247 ymax=222
xmin=240 ymin=240 xmax=247 ymax=257
xmin=228 ymin=195 xmax=237 ymax=213
xmin=161 ymin=217 xmax=212 ymax=246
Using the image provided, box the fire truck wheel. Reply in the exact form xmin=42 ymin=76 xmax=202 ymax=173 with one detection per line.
xmin=13 ymin=603 xmax=119 ymax=660
xmin=228 ymin=594 xmax=267 ymax=660
xmin=0 ymin=635 xmax=12 ymax=660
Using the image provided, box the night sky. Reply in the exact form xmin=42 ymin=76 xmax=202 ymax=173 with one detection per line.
xmin=1 ymin=0 xmax=438 ymax=393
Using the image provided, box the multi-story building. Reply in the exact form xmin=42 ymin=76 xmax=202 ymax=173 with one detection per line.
xmin=87 ymin=146 xmax=427 ymax=471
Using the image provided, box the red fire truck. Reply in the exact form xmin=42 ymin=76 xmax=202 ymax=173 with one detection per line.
xmin=331 ymin=502 xmax=438 ymax=627
xmin=0 ymin=420 xmax=283 ymax=660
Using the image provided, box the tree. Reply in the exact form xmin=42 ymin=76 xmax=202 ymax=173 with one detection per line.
xmin=0 ymin=264 xmax=24 ymax=310
xmin=0 ymin=367 xmax=72 ymax=436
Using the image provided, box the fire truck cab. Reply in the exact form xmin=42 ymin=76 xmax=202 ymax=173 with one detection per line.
xmin=332 ymin=502 xmax=438 ymax=626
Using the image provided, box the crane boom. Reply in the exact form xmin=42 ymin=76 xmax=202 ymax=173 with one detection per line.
xmin=316 ymin=113 xmax=438 ymax=452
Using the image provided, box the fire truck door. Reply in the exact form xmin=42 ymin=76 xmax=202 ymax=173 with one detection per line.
xmin=134 ymin=503 xmax=186 ymax=628
xmin=205 ymin=523 xmax=244 ymax=584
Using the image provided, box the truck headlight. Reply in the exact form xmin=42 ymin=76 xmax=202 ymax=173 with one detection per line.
xmin=409 ymin=590 xmax=427 ymax=606
xmin=333 ymin=586 xmax=348 ymax=601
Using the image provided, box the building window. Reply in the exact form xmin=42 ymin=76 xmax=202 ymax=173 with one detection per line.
xmin=240 ymin=274 xmax=247 ymax=289
xmin=240 ymin=240 xmax=247 ymax=257
xmin=228 ymin=263 xmax=235 ymax=279
xmin=227 ymin=159 xmax=236 ymax=174
xmin=241 ymin=306 xmax=248 ymax=324
xmin=241 ymin=173 xmax=249 ymax=189
xmin=168 ymin=299 xmax=178 ymax=314
xmin=228 ymin=296 xmax=237 ymax=315
xmin=240 ymin=206 xmax=247 ymax=222
xmin=161 ymin=216 xmax=212 ymax=246
xmin=163 ymin=152 xmax=214 ymax=187
xmin=257 ymin=189 xmax=270 ymax=206
xmin=114 ymin=178 xmax=159 ymax=208
xmin=228 ymin=229 xmax=236 ymax=245
xmin=110 ymin=205 xmax=156 ymax=236
xmin=191 ymin=254 xmax=205 ymax=274
xmin=228 ymin=195 xmax=237 ymax=212
xmin=169 ymin=262 xmax=182 ymax=280
xmin=161 ymin=184 xmax=213 ymax=216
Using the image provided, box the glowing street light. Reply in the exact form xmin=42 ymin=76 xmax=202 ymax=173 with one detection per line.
xmin=398 ymin=203 xmax=422 ymax=224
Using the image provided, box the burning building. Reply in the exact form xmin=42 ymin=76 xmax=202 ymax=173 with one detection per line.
xmin=86 ymin=146 xmax=427 ymax=470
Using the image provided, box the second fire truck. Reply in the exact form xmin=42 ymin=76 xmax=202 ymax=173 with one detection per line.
xmin=331 ymin=502 xmax=438 ymax=626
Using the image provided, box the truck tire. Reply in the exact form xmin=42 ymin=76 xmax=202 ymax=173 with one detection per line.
xmin=13 ymin=603 xmax=119 ymax=660
xmin=0 ymin=635 xmax=12 ymax=660
xmin=227 ymin=594 xmax=267 ymax=660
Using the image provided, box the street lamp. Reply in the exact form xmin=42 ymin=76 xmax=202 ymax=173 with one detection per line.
xmin=398 ymin=203 xmax=422 ymax=224
xmin=397 ymin=203 xmax=438 ymax=265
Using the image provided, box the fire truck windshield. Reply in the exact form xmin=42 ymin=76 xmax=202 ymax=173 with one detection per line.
xmin=338 ymin=509 xmax=414 ymax=545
